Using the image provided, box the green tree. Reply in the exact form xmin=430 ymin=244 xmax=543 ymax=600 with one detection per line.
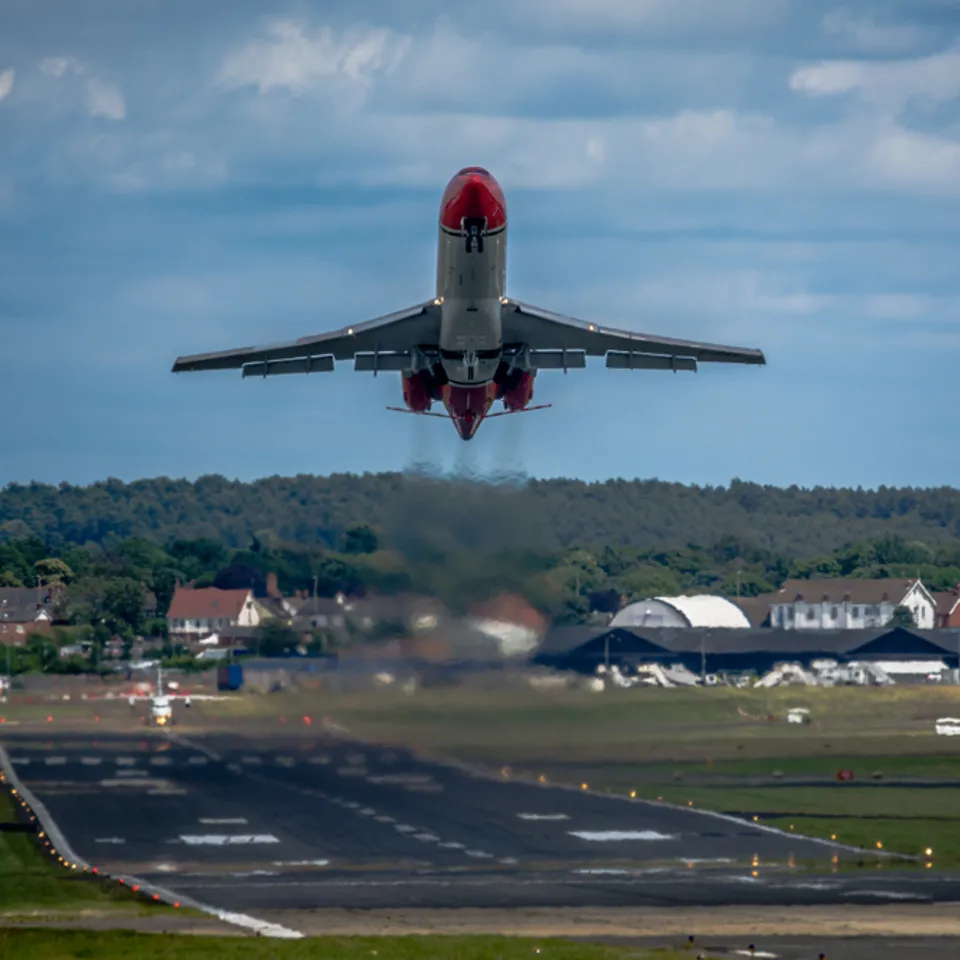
xmin=0 ymin=569 xmax=22 ymax=587
xmin=35 ymin=557 xmax=74 ymax=584
xmin=887 ymin=605 xmax=916 ymax=628
xmin=101 ymin=578 xmax=146 ymax=634
xmin=342 ymin=524 xmax=379 ymax=555
xmin=256 ymin=620 xmax=300 ymax=657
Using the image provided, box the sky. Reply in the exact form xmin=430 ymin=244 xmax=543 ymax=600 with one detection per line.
xmin=1 ymin=0 xmax=959 ymax=490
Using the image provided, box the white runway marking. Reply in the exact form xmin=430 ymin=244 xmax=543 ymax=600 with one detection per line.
xmin=374 ymin=816 xmax=395 ymax=823
xmin=149 ymin=788 xmax=187 ymax=796
xmin=188 ymin=756 xmax=207 ymax=765
xmin=517 ymin=813 xmax=569 ymax=821
xmin=227 ymin=763 xmax=242 ymax=773
xmin=359 ymin=808 xmax=376 ymax=816
xmin=413 ymin=833 xmax=440 ymax=842
xmin=465 ymin=849 xmax=493 ymax=858
xmin=500 ymin=857 xmax=519 ymax=865
xmin=45 ymin=756 xmax=66 ymax=765
xmin=337 ymin=767 xmax=367 ymax=777
xmin=80 ymin=757 xmax=101 ymax=766
xmin=9 ymin=757 xmax=29 ymax=765
xmin=394 ymin=824 xmax=417 ymax=833
xmin=438 ymin=841 xmax=464 ymax=849
xmin=149 ymin=757 xmax=172 ymax=766
xmin=180 ymin=834 xmax=280 ymax=846
xmin=735 ymin=951 xmax=777 ymax=958
xmin=116 ymin=757 xmax=135 ymax=765
xmin=95 ymin=837 xmax=125 ymax=844
xmin=273 ymin=860 xmax=330 ymax=867
xmin=276 ymin=757 xmax=295 ymax=767
xmin=200 ymin=818 xmax=248 ymax=825
xmin=346 ymin=753 xmax=365 ymax=764
xmin=241 ymin=756 xmax=262 ymax=765
xmin=367 ymin=774 xmax=432 ymax=785
xmin=116 ymin=769 xmax=148 ymax=778
xmin=100 ymin=778 xmax=170 ymax=788
xmin=570 ymin=830 xmax=675 ymax=842
xmin=404 ymin=783 xmax=443 ymax=792
xmin=343 ymin=801 xmax=360 ymax=809
xmin=845 ymin=890 xmax=928 ymax=901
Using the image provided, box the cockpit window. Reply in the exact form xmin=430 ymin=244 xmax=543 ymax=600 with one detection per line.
xmin=457 ymin=166 xmax=490 ymax=176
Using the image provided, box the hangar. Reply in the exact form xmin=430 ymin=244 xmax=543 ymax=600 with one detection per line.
xmin=610 ymin=595 xmax=751 ymax=629
xmin=533 ymin=625 xmax=960 ymax=678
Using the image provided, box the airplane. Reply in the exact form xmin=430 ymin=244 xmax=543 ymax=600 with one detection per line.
xmin=172 ymin=167 xmax=765 ymax=440
xmin=127 ymin=667 xmax=190 ymax=727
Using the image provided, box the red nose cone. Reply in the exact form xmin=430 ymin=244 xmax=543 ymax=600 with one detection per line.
xmin=440 ymin=168 xmax=507 ymax=233
xmin=443 ymin=384 xmax=497 ymax=440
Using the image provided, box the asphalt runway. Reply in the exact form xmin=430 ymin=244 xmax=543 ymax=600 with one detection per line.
xmin=5 ymin=728 xmax=960 ymax=918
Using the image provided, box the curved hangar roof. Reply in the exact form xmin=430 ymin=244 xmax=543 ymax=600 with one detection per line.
xmin=610 ymin=595 xmax=751 ymax=629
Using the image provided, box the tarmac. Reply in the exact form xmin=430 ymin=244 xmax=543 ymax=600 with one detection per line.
xmin=4 ymin=727 xmax=960 ymax=956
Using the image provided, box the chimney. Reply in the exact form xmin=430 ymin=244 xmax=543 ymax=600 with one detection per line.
xmin=266 ymin=572 xmax=281 ymax=599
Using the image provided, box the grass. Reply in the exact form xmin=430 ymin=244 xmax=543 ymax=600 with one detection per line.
xmin=0 ymin=789 xmax=172 ymax=920
xmin=0 ymin=930 xmax=693 ymax=959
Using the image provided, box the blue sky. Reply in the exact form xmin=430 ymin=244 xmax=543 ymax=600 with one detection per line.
xmin=1 ymin=0 xmax=959 ymax=489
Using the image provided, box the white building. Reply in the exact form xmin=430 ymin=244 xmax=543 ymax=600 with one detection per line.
xmin=166 ymin=586 xmax=261 ymax=640
xmin=769 ymin=578 xmax=936 ymax=630
xmin=610 ymin=595 xmax=751 ymax=629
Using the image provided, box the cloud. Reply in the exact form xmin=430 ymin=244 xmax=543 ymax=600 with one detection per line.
xmin=0 ymin=68 xmax=13 ymax=102
xmin=85 ymin=77 xmax=126 ymax=120
xmin=40 ymin=56 xmax=84 ymax=78
xmin=821 ymin=7 xmax=928 ymax=53
xmin=789 ymin=44 xmax=960 ymax=112
xmin=217 ymin=20 xmax=411 ymax=97
xmin=505 ymin=0 xmax=788 ymax=35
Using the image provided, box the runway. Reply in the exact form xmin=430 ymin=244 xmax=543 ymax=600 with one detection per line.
xmin=4 ymin=729 xmax=960 ymax=915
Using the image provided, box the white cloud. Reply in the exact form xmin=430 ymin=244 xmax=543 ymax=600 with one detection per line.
xmin=40 ymin=56 xmax=85 ymax=78
xmin=506 ymin=0 xmax=787 ymax=33
xmin=218 ymin=20 xmax=411 ymax=97
xmin=0 ymin=68 xmax=14 ymax=102
xmin=790 ymin=45 xmax=960 ymax=112
xmin=868 ymin=127 xmax=960 ymax=193
xmin=85 ymin=78 xmax=126 ymax=120
xmin=821 ymin=7 xmax=927 ymax=53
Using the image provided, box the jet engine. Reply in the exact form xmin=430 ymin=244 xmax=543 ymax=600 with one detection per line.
xmin=402 ymin=370 xmax=435 ymax=412
xmin=498 ymin=369 xmax=536 ymax=412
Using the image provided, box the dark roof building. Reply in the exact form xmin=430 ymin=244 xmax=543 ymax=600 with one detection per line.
xmin=534 ymin=625 xmax=960 ymax=677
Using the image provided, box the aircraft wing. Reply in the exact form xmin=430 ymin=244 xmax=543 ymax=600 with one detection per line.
xmin=501 ymin=300 xmax=765 ymax=371
xmin=172 ymin=301 xmax=441 ymax=376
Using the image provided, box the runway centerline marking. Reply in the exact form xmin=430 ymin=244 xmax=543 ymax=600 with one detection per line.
xmin=45 ymin=756 xmax=66 ymax=765
xmin=116 ymin=757 xmax=135 ymax=765
xmin=179 ymin=834 xmax=280 ymax=846
xmin=199 ymin=818 xmax=248 ymax=825
xmin=517 ymin=813 xmax=569 ymax=821
xmin=80 ymin=757 xmax=101 ymax=766
xmin=94 ymin=837 xmax=125 ymax=844
xmin=570 ymin=830 xmax=676 ymax=841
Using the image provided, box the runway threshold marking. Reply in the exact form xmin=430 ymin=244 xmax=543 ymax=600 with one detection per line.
xmin=570 ymin=830 xmax=676 ymax=841
xmin=179 ymin=835 xmax=281 ymax=846
xmin=517 ymin=813 xmax=569 ymax=820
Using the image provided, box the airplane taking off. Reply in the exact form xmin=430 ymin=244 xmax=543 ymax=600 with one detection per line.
xmin=172 ymin=167 xmax=765 ymax=440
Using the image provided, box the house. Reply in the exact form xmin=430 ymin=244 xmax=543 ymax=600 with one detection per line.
xmin=0 ymin=586 xmax=55 ymax=645
xmin=933 ymin=588 xmax=960 ymax=628
xmin=767 ymin=578 xmax=936 ymax=630
xmin=166 ymin=586 xmax=261 ymax=641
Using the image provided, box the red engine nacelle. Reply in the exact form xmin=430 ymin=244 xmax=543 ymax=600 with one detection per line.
xmin=402 ymin=371 xmax=433 ymax=412
xmin=501 ymin=370 xmax=536 ymax=412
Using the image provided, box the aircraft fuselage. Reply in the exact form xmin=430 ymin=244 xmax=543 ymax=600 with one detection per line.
xmin=428 ymin=167 xmax=514 ymax=439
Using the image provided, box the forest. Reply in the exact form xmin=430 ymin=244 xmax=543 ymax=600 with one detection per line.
xmin=2 ymin=474 xmax=960 ymax=637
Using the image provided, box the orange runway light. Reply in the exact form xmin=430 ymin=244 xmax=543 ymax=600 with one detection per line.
xmin=303 ymin=716 xmax=311 ymax=725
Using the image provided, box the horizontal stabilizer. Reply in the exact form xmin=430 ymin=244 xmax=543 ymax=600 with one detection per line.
xmin=241 ymin=356 xmax=334 ymax=377
xmin=606 ymin=352 xmax=697 ymax=372
xmin=354 ymin=352 xmax=412 ymax=373
xmin=528 ymin=349 xmax=586 ymax=370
